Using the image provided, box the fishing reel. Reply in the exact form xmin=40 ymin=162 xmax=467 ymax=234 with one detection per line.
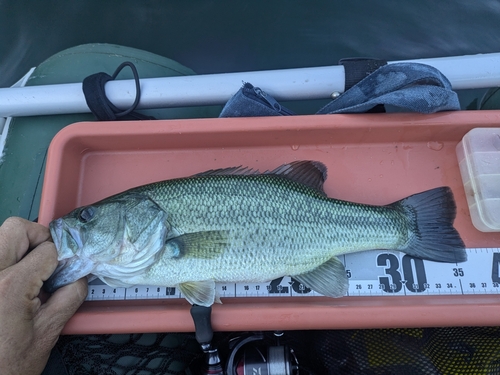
xmin=225 ymin=332 xmax=299 ymax=375
xmin=190 ymin=306 xmax=299 ymax=375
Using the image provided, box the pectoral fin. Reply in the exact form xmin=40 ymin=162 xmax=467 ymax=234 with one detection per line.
xmin=293 ymin=257 xmax=348 ymax=297
xmin=165 ymin=231 xmax=228 ymax=259
xmin=179 ymin=280 xmax=219 ymax=306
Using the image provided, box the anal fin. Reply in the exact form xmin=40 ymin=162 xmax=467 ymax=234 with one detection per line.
xmin=293 ymin=257 xmax=348 ymax=297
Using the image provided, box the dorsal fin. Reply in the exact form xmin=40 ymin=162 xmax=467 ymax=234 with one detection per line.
xmin=268 ymin=161 xmax=327 ymax=194
xmin=192 ymin=166 xmax=260 ymax=177
xmin=192 ymin=161 xmax=328 ymax=194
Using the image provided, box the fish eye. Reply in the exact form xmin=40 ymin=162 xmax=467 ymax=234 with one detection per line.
xmin=78 ymin=207 xmax=96 ymax=223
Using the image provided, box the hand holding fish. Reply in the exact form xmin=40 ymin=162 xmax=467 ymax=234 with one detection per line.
xmin=0 ymin=217 xmax=87 ymax=375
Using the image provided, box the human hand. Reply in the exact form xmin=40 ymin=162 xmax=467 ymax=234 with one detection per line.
xmin=0 ymin=217 xmax=87 ymax=375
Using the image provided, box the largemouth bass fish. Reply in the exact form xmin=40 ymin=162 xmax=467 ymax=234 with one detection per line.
xmin=46 ymin=161 xmax=466 ymax=306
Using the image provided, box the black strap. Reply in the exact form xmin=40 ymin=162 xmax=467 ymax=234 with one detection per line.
xmin=339 ymin=58 xmax=387 ymax=91
xmin=82 ymin=62 xmax=155 ymax=121
xmin=338 ymin=58 xmax=388 ymax=113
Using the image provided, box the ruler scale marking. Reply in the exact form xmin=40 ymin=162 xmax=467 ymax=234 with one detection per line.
xmin=84 ymin=248 xmax=500 ymax=301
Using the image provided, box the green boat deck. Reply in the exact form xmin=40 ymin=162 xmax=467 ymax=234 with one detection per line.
xmin=0 ymin=44 xmax=221 ymax=224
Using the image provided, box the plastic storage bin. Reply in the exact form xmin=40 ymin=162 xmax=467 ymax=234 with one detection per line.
xmin=38 ymin=111 xmax=500 ymax=334
xmin=457 ymin=128 xmax=500 ymax=232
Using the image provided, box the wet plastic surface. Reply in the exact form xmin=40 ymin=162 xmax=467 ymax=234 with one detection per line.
xmin=39 ymin=111 xmax=500 ymax=334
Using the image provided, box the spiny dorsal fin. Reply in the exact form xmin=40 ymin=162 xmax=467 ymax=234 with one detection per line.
xmin=192 ymin=166 xmax=260 ymax=177
xmin=193 ymin=161 xmax=328 ymax=194
xmin=267 ymin=161 xmax=328 ymax=194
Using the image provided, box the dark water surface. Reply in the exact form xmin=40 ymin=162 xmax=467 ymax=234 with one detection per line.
xmin=1 ymin=1 xmax=499 ymax=107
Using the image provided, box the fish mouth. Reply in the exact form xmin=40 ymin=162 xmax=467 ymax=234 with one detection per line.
xmin=49 ymin=218 xmax=63 ymax=251
xmin=44 ymin=255 xmax=95 ymax=293
xmin=49 ymin=218 xmax=84 ymax=260
xmin=46 ymin=218 xmax=93 ymax=293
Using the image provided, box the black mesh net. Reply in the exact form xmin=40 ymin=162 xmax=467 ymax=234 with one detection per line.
xmin=49 ymin=327 xmax=500 ymax=375
xmin=54 ymin=333 xmax=202 ymax=375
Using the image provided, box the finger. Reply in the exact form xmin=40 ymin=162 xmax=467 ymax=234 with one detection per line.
xmin=0 ymin=217 xmax=51 ymax=271
xmin=30 ymin=278 xmax=87 ymax=370
xmin=9 ymin=241 xmax=58 ymax=300
xmin=35 ymin=278 xmax=87 ymax=340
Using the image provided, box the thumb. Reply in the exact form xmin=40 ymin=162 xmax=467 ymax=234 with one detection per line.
xmin=35 ymin=278 xmax=87 ymax=345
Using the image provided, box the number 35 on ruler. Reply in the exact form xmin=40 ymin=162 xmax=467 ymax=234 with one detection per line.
xmin=344 ymin=249 xmax=500 ymax=296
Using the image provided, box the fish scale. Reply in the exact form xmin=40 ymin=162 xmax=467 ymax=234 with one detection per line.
xmin=123 ymin=175 xmax=412 ymax=285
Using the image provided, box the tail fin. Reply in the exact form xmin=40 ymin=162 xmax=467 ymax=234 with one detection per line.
xmin=391 ymin=187 xmax=467 ymax=263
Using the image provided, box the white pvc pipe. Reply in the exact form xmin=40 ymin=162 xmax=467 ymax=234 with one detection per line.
xmin=1 ymin=68 xmax=35 ymax=158
xmin=393 ymin=54 xmax=500 ymax=90
xmin=1 ymin=53 xmax=499 ymax=118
